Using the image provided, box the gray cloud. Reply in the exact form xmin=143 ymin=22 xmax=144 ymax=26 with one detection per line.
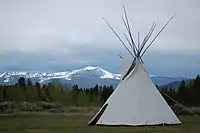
xmin=0 ymin=0 xmax=200 ymax=77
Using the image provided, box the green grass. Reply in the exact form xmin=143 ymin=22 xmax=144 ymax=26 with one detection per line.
xmin=0 ymin=113 xmax=199 ymax=133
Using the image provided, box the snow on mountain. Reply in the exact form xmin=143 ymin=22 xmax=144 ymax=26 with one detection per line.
xmin=0 ymin=66 xmax=120 ymax=86
xmin=0 ymin=66 xmax=188 ymax=88
xmin=66 ymin=66 xmax=120 ymax=80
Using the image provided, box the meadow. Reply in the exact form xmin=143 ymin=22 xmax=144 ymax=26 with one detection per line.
xmin=0 ymin=77 xmax=200 ymax=133
xmin=0 ymin=113 xmax=199 ymax=133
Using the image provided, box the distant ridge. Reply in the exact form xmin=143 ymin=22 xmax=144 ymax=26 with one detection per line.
xmin=0 ymin=66 xmax=188 ymax=88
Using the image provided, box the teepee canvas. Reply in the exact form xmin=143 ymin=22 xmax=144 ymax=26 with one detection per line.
xmin=89 ymin=5 xmax=181 ymax=126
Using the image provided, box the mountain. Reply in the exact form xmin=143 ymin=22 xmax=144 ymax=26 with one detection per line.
xmin=151 ymin=76 xmax=188 ymax=88
xmin=161 ymin=79 xmax=191 ymax=89
xmin=0 ymin=66 xmax=188 ymax=88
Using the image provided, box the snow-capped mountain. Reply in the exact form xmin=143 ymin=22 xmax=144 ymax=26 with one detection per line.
xmin=66 ymin=66 xmax=121 ymax=80
xmin=0 ymin=66 xmax=188 ymax=88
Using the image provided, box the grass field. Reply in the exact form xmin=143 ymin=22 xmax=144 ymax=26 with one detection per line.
xmin=0 ymin=113 xmax=199 ymax=133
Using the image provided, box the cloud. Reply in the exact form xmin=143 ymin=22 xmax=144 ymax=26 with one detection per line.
xmin=0 ymin=0 xmax=200 ymax=77
xmin=143 ymin=52 xmax=200 ymax=77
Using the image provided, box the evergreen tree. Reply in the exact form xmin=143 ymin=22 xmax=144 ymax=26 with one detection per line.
xmin=100 ymin=85 xmax=113 ymax=103
xmin=72 ymin=85 xmax=79 ymax=105
xmin=0 ymin=86 xmax=4 ymax=102
xmin=192 ymin=75 xmax=200 ymax=106
xmin=27 ymin=78 xmax=32 ymax=86
xmin=35 ymin=82 xmax=43 ymax=101
xmin=17 ymin=77 xmax=27 ymax=101
xmin=177 ymin=80 xmax=187 ymax=104
xmin=18 ymin=77 xmax=26 ymax=88
xmin=94 ymin=84 xmax=99 ymax=97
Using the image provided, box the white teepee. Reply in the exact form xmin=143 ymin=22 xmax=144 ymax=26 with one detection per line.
xmin=88 ymin=5 xmax=181 ymax=126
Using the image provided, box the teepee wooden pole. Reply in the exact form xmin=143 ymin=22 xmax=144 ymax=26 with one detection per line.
xmin=141 ymin=13 xmax=176 ymax=57
xmin=123 ymin=4 xmax=138 ymax=57
xmin=121 ymin=17 xmax=137 ymax=56
xmin=103 ymin=17 xmax=135 ymax=58
xmin=124 ymin=33 xmax=134 ymax=52
xmin=138 ymin=23 xmax=156 ymax=56
xmin=137 ymin=32 xmax=140 ymax=51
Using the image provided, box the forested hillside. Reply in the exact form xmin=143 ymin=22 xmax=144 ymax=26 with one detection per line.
xmin=160 ymin=75 xmax=200 ymax=107
xmin=0 ymin=74 xmax=200 ymax=112
xmin=0 ymin=77 xmax=114 ymax=106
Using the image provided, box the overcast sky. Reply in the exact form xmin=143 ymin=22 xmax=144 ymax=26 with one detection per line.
xmin=0 ymin=0 xmax=200 ymax=77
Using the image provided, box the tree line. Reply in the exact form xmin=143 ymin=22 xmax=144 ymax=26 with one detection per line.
xmin=0 ymin=77 xmax=114 ymax=106
xmin=160 ymin=75 xmax=200 ymax=107
xmin=0 ymin=75 xmax=200 ymax=107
